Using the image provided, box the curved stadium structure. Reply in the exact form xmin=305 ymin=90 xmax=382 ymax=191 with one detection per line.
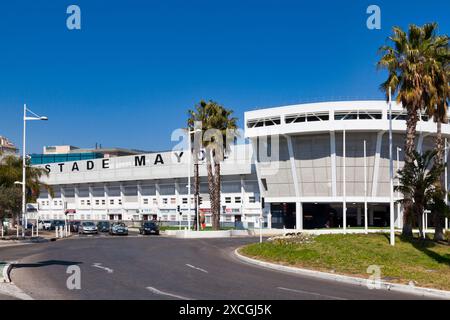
xmin=245 ymin=100 xmax=450 ymax=230
xmin=32 ymin=101 xmax=450 ymax=231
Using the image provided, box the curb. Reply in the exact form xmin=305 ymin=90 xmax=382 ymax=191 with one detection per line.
xmin=234 ymin=248 xmax=450 ymax=300
xmin=1 ymin=263 xmax=13 ymax=283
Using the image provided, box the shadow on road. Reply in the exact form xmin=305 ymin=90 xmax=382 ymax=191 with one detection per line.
xmin=12 ymin=260 xmax=82 ymax=269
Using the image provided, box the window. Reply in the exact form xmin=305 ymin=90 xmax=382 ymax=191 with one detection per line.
xmin=102 ymin=199 xmax=106 ymax=205
xmin=95 ymin=200 xmax=100 ymax=205
xmin=143 ymin=198 xmax=149 ymax=205
xmin=235 ymin=197 xmax=241 ymax=203
xmin=182 ymin=198 xmax=188 ymax=204
xmin=118 ymin=199 xmax=122 ymax=205
xmin=110 ymin=199 xmax=114 ymax=205
xmin=86 ymin=200 xmax=91 ymax=206
xmin=170 ymin=198 xmax=176 ymax=204
xmin=54 ymin=201 xmax=58 ymax=206
xmin=81 ymin=200 xmax=85 ymax=205
xmin=153 ymin=198 xmax=158 ymax=205
xmin=249 ymin=196 xmax=256 ymax=203
xmin=163 ymin=198 xmax=168 ymax=205
xmin=225 ymin=197 xmax=232 ymax=204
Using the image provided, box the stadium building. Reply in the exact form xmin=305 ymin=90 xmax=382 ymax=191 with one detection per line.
xmin=31 ymin=100 xmax=450 ymax=230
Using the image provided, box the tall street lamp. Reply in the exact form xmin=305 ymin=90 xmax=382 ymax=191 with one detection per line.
xmin=22 ymin=104 xmax=48 ymax=237
xmin=188 ymin=128 xmax=202 ymax=232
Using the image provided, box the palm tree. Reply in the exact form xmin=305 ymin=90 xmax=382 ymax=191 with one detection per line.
xmin=422 ymin=30 xmax=449 ymax=241
xmin=187 ymin=100 xmax=237 ymax=230
xmin=395 ymin=150 xmax=444 ymax=239
xmin=378 ymin=23 xmax=444 ymax=237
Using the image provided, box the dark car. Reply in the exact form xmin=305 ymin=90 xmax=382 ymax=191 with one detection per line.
xmin=109 ymin=222 xmax=128 ymax=235
xmin=48 ymin=220 xmax=65 ymax=230
xmin=97 ymin=221 xmax=110 ymax=232
xmin=69 ymin=221 xmax=81 ymax=232
xmin=139 ymin=221 xmax=160 ymax=235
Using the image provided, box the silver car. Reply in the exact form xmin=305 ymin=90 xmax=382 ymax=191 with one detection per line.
xmin=109 ymin=222 xmax=128 ymax=235
xmin=78 ymin=221 xmax=98 ymax=235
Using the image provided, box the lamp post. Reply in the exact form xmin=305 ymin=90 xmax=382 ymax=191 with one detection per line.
xmin=388 ymin=88 xmax=395 ymax=246
xmin=22 ymin=104 xmax=48 ymax=237
xmin=396 ymin=147 xmax=402 ymax=229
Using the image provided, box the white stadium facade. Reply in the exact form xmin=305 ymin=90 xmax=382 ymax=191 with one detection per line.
xmin=31 ymin=100 xmax=450 ymax=230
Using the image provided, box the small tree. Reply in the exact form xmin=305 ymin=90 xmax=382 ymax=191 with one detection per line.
xmin=395 ymin=150 xmax=444 ymax=239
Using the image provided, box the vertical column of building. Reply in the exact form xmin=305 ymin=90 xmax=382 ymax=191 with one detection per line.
xmin=137 ymin=182 xmax=142 ymax=215
xmin=155 ymin=181 xmax=161 ymax=219
xmin=74 ymin=186 xmax=79 ymax=220
xmin=104 ymin=184 xmax=109 ymax=220
xmin=286 ymin=135 xmax=302 ymax=231
xmin=88 ymin=185 xmax=94 ymax=219
xmin=119 ymin=183 xmax=124 ymax=220
xmin=240 ymin=175 xmax=246 ymax=226
xmin=61 ymin=186 xmax=66 ymax=219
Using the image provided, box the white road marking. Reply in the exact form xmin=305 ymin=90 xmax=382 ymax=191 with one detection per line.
xmin=146 ymin=286 xmax=192 ymax=300
xmin=185 ymin=264 xmax=208 ymax=273
xmin=92 ymin=263 xmax=114 ymax=273
xmin=277 ymin=287 xmax=347 ymax=300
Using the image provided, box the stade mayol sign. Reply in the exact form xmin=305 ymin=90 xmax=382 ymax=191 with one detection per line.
xmin=43 ymin=152 xmax=188 ymax=173
xmin=42 ymin=150 xmax=220 ymax=174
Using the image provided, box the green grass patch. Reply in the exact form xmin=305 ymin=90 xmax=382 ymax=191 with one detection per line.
xmin=240 ymin=233 xmax=450 ymax=291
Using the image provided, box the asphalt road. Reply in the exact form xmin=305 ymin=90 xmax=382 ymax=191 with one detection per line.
xmin=0 ymin=234 xmax=426 ymax=300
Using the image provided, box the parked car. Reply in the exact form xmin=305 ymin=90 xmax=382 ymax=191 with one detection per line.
xmin=78 ymin=221 xmax=98 ymax=235
xmin=69 ymin=221 xmax=81 ymax=232
xmin=42 ymin=220 xmax=52 ymax=230
xmin=139 ymin=221 xmax=160 ymax=235
xmin=97 ymin=221 xmax=110 ymax=232
xmin=109 ymin=222 xmax=128 ymax=236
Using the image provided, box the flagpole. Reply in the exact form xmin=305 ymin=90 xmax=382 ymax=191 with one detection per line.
xmin=389 ymin=87 xmax=395 ymax=246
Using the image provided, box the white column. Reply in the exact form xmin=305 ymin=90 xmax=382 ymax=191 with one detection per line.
xmin=119 ymin=184 xmax=124 ymax=220
xmin=137 ymin=182 xmax=142 ymax=218
xmin=74 ymin=186 xmax=79 ymax=219
xmin=61 ymin=186 xmax=66 ymax=220
xmin=343 ymin=129 xmax=347 ymax=233
xmin=88 ymin=185 xmax=94 ymax=220
xmin=445 ymin=138 xmax=448 ymax=231
xmin=330 ymin=131 xmax=337 ymax=197
xmin=104 ymin=184 xmax=109 ymax=220
xmin=364 ymin=140 xmax=368 ymax=234
xmin=371 ymin=131 xmax=384 ymax=197
xmin=296 ymin=202 xmax=303 ymax=231
xmin=155 ymin=181 xmax=161 ymax=219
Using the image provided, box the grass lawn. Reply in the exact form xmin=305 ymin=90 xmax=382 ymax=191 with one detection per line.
xmin=240 ymin=233 xmax=450 ymax=291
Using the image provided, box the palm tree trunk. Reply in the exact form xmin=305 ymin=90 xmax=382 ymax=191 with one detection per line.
xmin=402 ymin=106 xmax=420 ymax=237
xmin=206 ymin=150 xmax=216 ymax=230
xmin=433 ymin=120 xmax=446 ymax=241
xmin=213 ymin=162 xmax=221 ymax=230
xmin=193 ymin=162 xmax=199 ymax=231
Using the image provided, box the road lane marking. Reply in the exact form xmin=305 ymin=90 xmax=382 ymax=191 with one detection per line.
xmin=146 ymin=286 xmax=192 ymax=300
xmin=92 ymin=263 xmax=114 ymax=273
xmin=186 ymin=264 xmax=208 ymax=273
xmin=277 ymin=287 xmax=347 ymax=300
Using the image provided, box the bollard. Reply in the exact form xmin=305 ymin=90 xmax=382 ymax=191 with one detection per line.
xmin=55 ymin=227 xmax=58 ymax=238
xmin=16 ymin=226 xmax=19 ymax=237
xmin=31 ymin=225 xmax=34 ymax=237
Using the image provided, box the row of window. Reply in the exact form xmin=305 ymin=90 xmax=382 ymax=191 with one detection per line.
xmin=40 ymin=196 xmax=258 ymax=207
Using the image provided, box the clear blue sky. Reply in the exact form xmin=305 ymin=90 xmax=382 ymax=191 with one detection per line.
xmin=0 ymin=0 xmax=448 ymax=153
